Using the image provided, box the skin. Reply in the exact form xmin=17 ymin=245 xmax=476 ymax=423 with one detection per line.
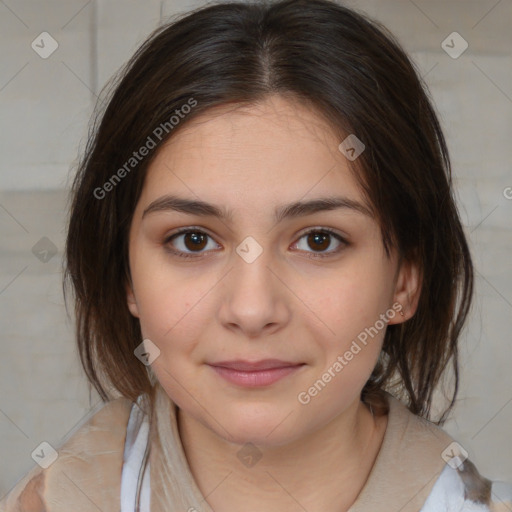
xmin=126 ymin=94 xmax=421 ymax=512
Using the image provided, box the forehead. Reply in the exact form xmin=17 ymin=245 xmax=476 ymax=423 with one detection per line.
xmin=139 ymin=95 xmax=368 ymax=215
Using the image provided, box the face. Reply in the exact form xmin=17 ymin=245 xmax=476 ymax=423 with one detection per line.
xmin=126 ymin=94 xmax=419 ymax=447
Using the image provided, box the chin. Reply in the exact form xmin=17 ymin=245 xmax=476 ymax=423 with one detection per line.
xmin=209 ymin=402 xmax=302 ymax=448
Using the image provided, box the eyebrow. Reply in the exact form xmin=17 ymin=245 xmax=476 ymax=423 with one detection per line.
xmin=142 ymin=194 xmax=373 ymax=222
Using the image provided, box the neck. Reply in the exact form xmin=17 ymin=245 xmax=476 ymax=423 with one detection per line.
xmin=177 ymin=399 xmax=387 ymax=512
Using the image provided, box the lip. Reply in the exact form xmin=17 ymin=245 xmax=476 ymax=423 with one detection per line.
xmin=210 ymin=359 xmax=302 ymax=371
xmin=207 ymin=359 xmax=305 ymax=387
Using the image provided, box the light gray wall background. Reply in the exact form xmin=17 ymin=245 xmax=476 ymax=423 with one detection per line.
xmin=1 ymin=0 xmax=511 ymax=499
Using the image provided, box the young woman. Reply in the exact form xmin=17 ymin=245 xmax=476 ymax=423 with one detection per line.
xmin=2 ymin=1 xmax=511 ymax=511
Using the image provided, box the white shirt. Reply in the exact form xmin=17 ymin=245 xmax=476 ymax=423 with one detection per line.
xmin=121 ymin=396 xmax=151 ymax=512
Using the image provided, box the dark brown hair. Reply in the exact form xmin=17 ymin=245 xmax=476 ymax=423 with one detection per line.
xmin=64 ymin=0 xmax=473 ymax=426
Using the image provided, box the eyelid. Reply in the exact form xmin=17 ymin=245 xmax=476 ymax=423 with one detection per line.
xmin=295 ymin=226 xmax=348 ymax=242
xmin=290 ymin=227 xmax=348 ymax=258
xmin=163 ymin=225 xmax=349 ymax=259
xmin=163 ymin=226 xmax=220 ymax=259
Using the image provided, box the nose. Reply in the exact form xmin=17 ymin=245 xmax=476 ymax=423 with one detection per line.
xmin=217 ymin=243 xmax=291 ymax=338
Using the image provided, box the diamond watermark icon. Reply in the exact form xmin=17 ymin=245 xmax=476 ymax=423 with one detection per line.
xmin=31 ymin=236 xmax=58 ymax=263
xmin=441 ymin=32 xmax=468 ymax=59
xmin=237 ymin=442 xmax=262 ymax=468
xmin=236 ymin=236 xmax=263 ymax=264
xmin=442 ymin=441 xmax=469 ymax=469
xmin=338 ymin=134 xmax=365 ymax=161
xmin=31 ymin=32 xmax=59 ymax=59
xmin=31 ymin=441 xmax=58 ymax=469
xmin=134 ymin=338 xmax=161 ymax=366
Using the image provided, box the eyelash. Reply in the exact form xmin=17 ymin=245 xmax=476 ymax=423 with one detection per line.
xmin=163 ymin=226 xmax=349 ymax=260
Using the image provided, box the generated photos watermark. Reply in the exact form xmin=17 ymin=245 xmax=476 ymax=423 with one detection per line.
xmin=297 ymin=302 xmax=403 ymax=405
xmin=93 ymin=97 xmax=198 ymax=200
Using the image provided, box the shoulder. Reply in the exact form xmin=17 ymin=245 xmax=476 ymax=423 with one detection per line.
xmin=354 ymin=393 xmax=512 ymax=512
xmin=421 ymin=457 xmax=512 ymax=512
xmin=389 ymin=395 xmax=512 ymax=512
xmin=387 ymin=394 xmax=512 ymax=512
xmin=0 ymin=397 xmax=134 ymax=512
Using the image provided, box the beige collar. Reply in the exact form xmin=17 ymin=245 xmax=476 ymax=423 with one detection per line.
xmin=152 ymin=390 xmax=454 ymax=512
xmin=1 ymin=392 xmax=453 ymax=512
xmin=348 ymin=392 xmax=453 ymax=512
xmin=1 ymin=397 xmax=132 ymax=512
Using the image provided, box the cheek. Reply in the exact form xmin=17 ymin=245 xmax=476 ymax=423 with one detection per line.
xmin=131 ymin=262 xmax=216 ymax=360
xmin=301 ymin=257 xmax=392 ymax=379
xmin=136 ymin=285 xmax=204 ymax=346
xmin=130 ymin=243 xmax=181 ymax=332
xmin=311 ymin=263 xmax=392 ymax=337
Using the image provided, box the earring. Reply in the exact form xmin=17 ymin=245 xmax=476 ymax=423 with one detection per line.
xmin=399 ymin=304 xmax=405 ymax=317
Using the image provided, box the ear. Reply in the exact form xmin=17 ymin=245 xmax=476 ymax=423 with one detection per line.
xmin=126 ymin=281 xmax=140 ymax=318
xmin=388 ymin=256 xmax=422 ymax=325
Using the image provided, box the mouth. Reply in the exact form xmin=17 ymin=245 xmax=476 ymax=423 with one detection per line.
xmin=206 ymin=359 xmax=306 ymax=387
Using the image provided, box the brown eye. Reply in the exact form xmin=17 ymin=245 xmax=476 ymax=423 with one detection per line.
xmin=182 ymin=232 xmax=208 ymax=251
xmin=164 ymin=229 xmax=219 ymax=258
xmin=293 ymin=228 xmax=348 ymax=258
xmin=307 ymin=232 xmax=331 ymax=251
